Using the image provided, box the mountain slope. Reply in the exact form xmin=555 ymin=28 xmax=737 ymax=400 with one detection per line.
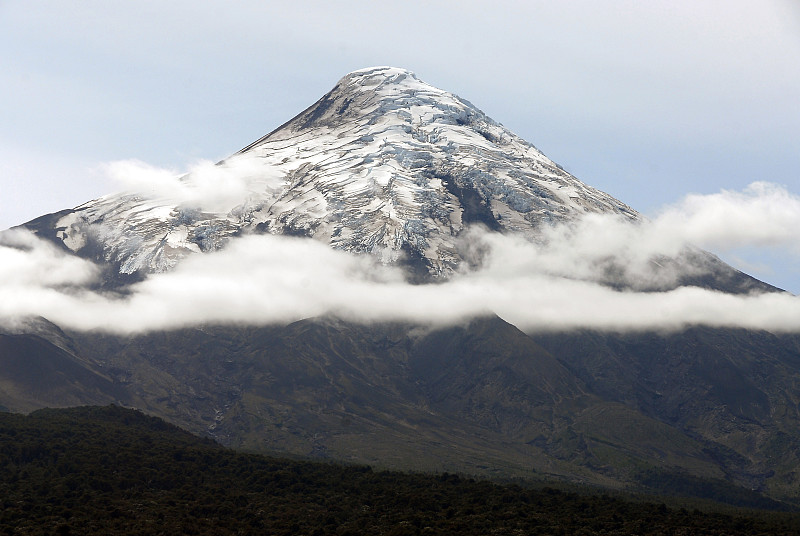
xmin=49 ymin=316 xmax=796 ymax=503
xmin=534 ymin=327 xmax=800 ymax=499
xmin=2 ymin=315 xmax=797 ymax=505
xmin=0 ymin=319 xmax=126 ymax=413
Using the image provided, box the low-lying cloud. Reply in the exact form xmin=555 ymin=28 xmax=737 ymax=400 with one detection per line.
xmin=652 ymin=182 xmax=800 ymax=254
xmin=103 ymin=155 xmax=286 ymax=214
xmin=1 ymin=180 xmax=799 ymax=335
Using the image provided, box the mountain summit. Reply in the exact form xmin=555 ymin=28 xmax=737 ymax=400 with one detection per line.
xmin=35 ymin=67 xmax=639 ymax=280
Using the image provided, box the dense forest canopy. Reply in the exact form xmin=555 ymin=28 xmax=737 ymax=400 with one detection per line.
xmin=1 ymin=405 xmax=798 ymax=535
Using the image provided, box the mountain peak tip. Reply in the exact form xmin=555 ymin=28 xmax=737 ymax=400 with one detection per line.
xmin=345 ymin=66 xmax=418 ymax=78
xmin=338 ymin=66 xmax=424 ymax=89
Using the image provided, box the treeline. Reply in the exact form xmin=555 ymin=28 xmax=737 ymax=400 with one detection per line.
xmin=0 ymin=405 xmax=798 ymax=535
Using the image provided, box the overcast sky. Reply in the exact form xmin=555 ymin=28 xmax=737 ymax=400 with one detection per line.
xmin=1 ymin=1 xmax=798 ymax=293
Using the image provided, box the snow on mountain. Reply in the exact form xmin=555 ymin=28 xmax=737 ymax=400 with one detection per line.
xmin=47 ymin=66 xmax=639 ymax=278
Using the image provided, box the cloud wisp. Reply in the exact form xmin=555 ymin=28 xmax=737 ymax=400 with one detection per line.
xmin=651 ymin=182 xmax=800 ymax=255
xmin=103 ymin=155 xmax=287 ymax=214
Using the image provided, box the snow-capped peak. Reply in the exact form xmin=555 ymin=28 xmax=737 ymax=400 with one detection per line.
xmin=43 ymin=67 xmax=639 ymax=280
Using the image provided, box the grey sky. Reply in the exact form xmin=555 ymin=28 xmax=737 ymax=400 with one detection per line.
xmin=1 ymin=1 xmax=798 ymax=292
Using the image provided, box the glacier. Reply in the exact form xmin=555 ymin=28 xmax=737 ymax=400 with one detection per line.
xmin=46 ymin=66 xmax=641 ymax=279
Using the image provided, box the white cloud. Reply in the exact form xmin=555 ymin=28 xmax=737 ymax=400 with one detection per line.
xmin=0 ymin=229 xmax=98 ymax=288
xmin=455 ymin=181 xmax=800 ymax=293
xmin=0 ymin=229 xmax=101 ymax=331
xmin=2 ymin=180 xmax=800 ymax=335
xmin=652 ymin=182 xmax=800 ymax=254
xmin=103 ymin=154 xmax=286 ymax=213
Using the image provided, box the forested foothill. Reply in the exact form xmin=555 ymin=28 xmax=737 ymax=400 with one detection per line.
xmin=1 ymin=405 xmax=798 ymax=535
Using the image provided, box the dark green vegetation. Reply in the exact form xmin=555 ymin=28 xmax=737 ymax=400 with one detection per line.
xmin=2 ymin=405 xmax=799 ymax=535
xmin=3 ymin=315 xmax=800 ymax=507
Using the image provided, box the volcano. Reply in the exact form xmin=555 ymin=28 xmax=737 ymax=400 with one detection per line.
xmin=4 ymin=67 xmax=800 ymax=506
xmin=27 ymin=67 xmax=637 ymax=279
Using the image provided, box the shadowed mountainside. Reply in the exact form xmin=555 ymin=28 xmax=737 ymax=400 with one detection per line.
xmin=2 ymin=315 xmax=799 ymax=506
